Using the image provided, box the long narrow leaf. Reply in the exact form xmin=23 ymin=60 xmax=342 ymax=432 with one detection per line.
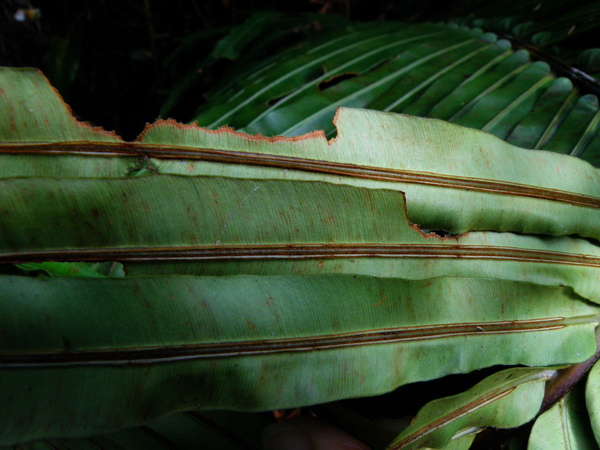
xmin=1 ymin=68 xmax=598 ymax=238
xmin=1 ymin=176 xmax=599 ymax=303
xmin=1 ymin=275 xmax=599 ymax=445
xmin=385 ymin=367 xmax=557 ymax=449
xmin=528 ymin=383 xmax=597 ymax=449
xmin=506 ymin=78 xmax=576 ymax=149
xmin=584 ymin=359 xmax=600 ymax=447
xmin=196 ymin=24 xmax=457 ymax=130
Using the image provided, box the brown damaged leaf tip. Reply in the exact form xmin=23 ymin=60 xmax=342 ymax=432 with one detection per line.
xmin=136 ymin=118 xmax=327 ymax=144
xmin=35 ymin=68 xmax=124 ymax=142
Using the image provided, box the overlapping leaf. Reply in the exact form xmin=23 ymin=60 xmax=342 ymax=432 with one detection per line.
xmin=1 ymin=176 xmax=599 ymax=304
xmin=1 ymin=275 xmax=599 ymax=446
xmin=159 ymin=11 xmax=353 ymax=119
xmin=2 ymin=68 xmax=599 ymax=239
xmin=585 ymin=358 xmax=600 ymax=446
xmin=386 ymin=367 xmax=557 ymax=449
xmin=138 ymin=108 xmax=600 ymax=238
xmin=529 ymin=383 xmax=597 ymax=449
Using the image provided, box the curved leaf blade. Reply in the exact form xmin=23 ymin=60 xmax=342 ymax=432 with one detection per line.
xmin=506 ymin=78 xmax=576 ymax=150
xmin=139 ymin=108 xmax=600 ymax=239
xmin=386 ymin=367 xmax=557 ymax=449
xmin=2 ymin=68 xmax=599 ymax=237
xmin=528 ymin=383 xmax=597 ymax=450
xmin=545 ymin=95 xmax=600 ymax=155
xmin=584 ymin=358 xmax=600 ymax=446
xmin=1 ymin=176 xmax=599 ymax=303
xmin=196 ymin=23 xmax=459 ymax=131
xmin=1 ymin=275 xmax=599 ymax=445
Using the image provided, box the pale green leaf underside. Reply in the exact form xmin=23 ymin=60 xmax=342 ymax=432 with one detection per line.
xmin=386 ymin=367 xmax=556 ymax=449
xmin=1 ymin=67 xmax=599 ymax=238
xmin=1 ymin=176 xmax=599 ymax=303
xmin=1 ymin=275 xmax=599 ymax=445
xmin=428 ymin=433 xmax=476 ymax=450
xmin=139 ymin=108 xmax=600 ymax=238
xmin=528 ymin=383 xmax=597 ymax=450
xmin=0 ymin=68 xmax=121 ymax=144
xmin=585 ymin=359 xmax=600 ymax=446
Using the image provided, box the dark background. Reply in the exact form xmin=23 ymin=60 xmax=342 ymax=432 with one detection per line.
xmin=1 ymin=1 xmax=597 ymax=140
xmin=0 ymin=0 xmax=459 ymax=139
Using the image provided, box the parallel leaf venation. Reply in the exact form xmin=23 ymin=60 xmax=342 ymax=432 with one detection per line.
xmin=0 ymin=317 xmax=574 ymax=368
xmin=2 ymin=142 xmax=598 ymax=208
xmin=3 ymin=244 xmax=600 ymax=266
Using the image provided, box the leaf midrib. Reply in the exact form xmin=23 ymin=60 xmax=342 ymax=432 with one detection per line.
xmin=4 ymin=244 xmax=600 ymax=266
xmin=0 ymin=317 xmax=578 ymax=367
xmin=2 ymin=142 xmax=598 ymax=208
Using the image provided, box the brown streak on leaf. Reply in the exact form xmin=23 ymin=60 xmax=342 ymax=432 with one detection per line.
xmin=0 ymin=318 xmax=568 ymax=367
xmin=1 ymin=141 xmax=596 ymax=209
xmin=135 ymin=118 xmax=326 ymax=143
xmin=389 ymin=387 xmax=517 ymax=449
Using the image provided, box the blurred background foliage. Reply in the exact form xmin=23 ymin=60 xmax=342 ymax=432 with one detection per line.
xmin=1 ymin=0 xmax=599 ymax=140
